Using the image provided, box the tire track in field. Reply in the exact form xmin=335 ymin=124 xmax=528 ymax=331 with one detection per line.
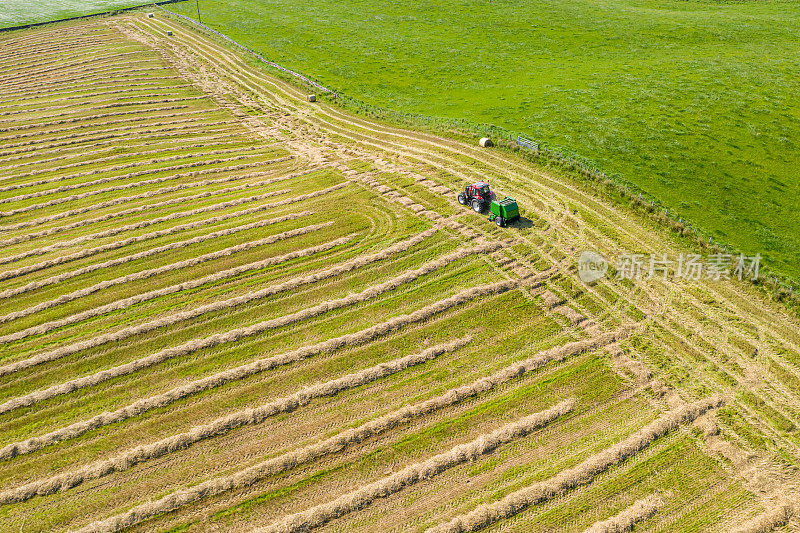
xmin=0 ymin=220 xmax=338 ymax=336
xmin=0 ymin=337 xmax=472 ymax=501
xmin=0 ymin=243 xmax=497 ymax=402
xmin=427 ymin=397 xmax=724 ymax=533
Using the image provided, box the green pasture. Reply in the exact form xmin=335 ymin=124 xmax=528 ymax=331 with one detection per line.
xmin=166 ymin=0 xmax=800 ymax=280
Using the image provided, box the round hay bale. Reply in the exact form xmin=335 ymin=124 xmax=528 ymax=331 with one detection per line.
xmin=479 ymin=137 xmax=493 ymax=148
xmin=308 ymin=94 xmax=317 ymax=102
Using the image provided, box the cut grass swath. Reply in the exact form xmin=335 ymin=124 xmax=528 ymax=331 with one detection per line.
xmin=0 ymin=182 xmax=345 ymax=280
xmin=582 ymin=494 xmax=665 ymax=533
xmin=0 ymin=219 xmax=336 ymax=333
xmin=254 ymin=399 xmax=576 ymax=533
xmin=0 ymin=243 xmax=497 ymax=407
xmin=427 ymin=396 xmax=725 ymax=533
xmin=20 ymin=326 xmax=623 ymax=525
xmin=2 ymin=337 xmax=473 ymax=504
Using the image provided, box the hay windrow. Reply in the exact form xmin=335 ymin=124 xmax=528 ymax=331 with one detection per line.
xmin=0 ymin=145 xmax=259 ymax=205
xmin=0 ymin=226 xmax=435 ymax=337
xmin=0 ymin=182 xmax=345 ymax=280
xmin=0 ymin=165 xmax=293 ymax=235
xmin=1 ymin=337 xmax=473 ymax=504
xmin=0 ymin=242 xmax=495 ymax=407
xmin=427 ymin=396 xmax=725 ymax=533
xmin=583 ymin=494 xmax=665 ymax=533
xmin=253 ymin=399 xmax=576 ymax=533
xmin=0 ymin=218 xmax=334 ymax=332
xmin=730 ymin=502 xmax=794 ymax=533
xmin=41 ymin=323 xmax=619 ymax=527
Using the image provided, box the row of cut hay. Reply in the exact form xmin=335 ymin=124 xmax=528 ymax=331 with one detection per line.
xmin=0 ymin=133 xmax=239 ymax=176
xmin=0 ymin=128 xmax=244 ymax=189
xmin=0 ymin=155 xmax=285 ymax=224
xmin=1 ymin=225 xmax=432 ymax=337
xmin=0 ymin=179 xmax=334 ymax=279
xmin=0 ymin=103 xmax=191 ymax=134
xmin=0 ymin=83 xmax=194 ymax=113
xmin=0 ymin=172 xmax=328 ymax=297
xmin=0 ymin=88 xmax=187 ymax=120
xmin=0 ymin=230 xmax=435 ymax=450
xmin=0 ymin=107 xmax=219 ymax=151
xmin=0 ymin=155 xmax=277 ymax=222
xmin=256 ymin=400 xmax=576 ymax=533
xmin=0 ymin=55 xmax=160 ymax=91
xmin=0 ymin=181 xmax=291 ymax=269
xmin=0 ymin=72 xmax=185 ymax=102
xmin=0 ymin=108 xmax=217 ymax=146
xmin=0 ymin=60 xmax=165 ymax=95
xmin=0 ymin=129 xmax=235 ymax=171
xmin=49 ymin=322 xmax=616 ymax=528
xmin=0 ymin=242 xmax=494 ymax=408
xmin=428 ymin=396 xmax=725 ymax=533
xmin=0 ymin=220 xmax=337 ymax=335
xmin=0 ymin=144 xmax=272 ymax=194
xmin=0 ymin=119 xmax=234 ymax=160
xmin=1 ymin=79 xmax=193 ymax=110
xmin=0 ymin=337 xmax=472 ymax=502
xmin=583 ymin=494 xmax=665 ymax=533
xmin=0 ymin=64 xmax=171 ymax=95
xmin=0 ymin=160 xmax=297 ymax=240
xmin=0 ymin=110 xmax=216 ymax=150
xmin=0 ymin=32 xmax=131 ymax=60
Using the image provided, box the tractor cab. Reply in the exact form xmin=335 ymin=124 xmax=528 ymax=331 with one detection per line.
xmin=458 ymin=181 xmax=495 ymax=213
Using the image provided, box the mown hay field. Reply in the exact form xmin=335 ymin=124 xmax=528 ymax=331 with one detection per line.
xmin=1 ymin=13 xmax=799 ymax=532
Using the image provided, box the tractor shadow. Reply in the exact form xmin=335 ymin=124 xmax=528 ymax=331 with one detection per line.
xmin=508 ymin=217 xmax=535 ymax=230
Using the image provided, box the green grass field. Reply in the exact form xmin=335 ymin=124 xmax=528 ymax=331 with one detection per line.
xmin=0 ymin=0 xmax=146 ymax=27
xmin=167 ymin=0 xmax=800 ymax=281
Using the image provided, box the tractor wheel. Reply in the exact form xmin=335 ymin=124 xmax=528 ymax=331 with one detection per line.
xmin=457 ymin=193 xmax=467 ymax=205
xmin=495 ymin=216 xmax=505 ymax=227
xmin=472 ymin=199 xmax=484 ymax=213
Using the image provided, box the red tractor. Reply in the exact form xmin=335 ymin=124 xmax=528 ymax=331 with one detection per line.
xmin=457 ymin=181 xmax=495 ymax=213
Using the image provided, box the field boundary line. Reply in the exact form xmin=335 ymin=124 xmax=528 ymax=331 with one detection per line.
xmin=0 ymin=337 xmax=472 ymax=503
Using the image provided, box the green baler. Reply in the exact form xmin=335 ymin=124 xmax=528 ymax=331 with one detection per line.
xmin=487 ymin=197 xmax=519 ymax=227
